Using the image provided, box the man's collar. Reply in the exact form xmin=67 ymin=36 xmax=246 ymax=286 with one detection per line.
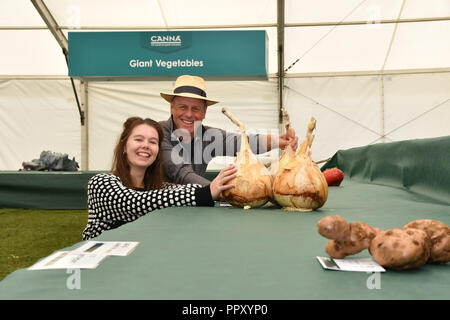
xmin=168 ymin=115 xmax=175 ymax=132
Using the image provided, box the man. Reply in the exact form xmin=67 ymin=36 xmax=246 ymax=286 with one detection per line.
xmin=159 ymin=75 xmax=298 ymax=186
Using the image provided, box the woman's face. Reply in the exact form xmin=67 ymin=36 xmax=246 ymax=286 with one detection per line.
xmin=124 ymin=124 xmax=159 ymax=171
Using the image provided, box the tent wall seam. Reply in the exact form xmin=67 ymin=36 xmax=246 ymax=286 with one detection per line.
xmin=379 ymin=0 xmax=407 ymax=143
xmin=1 ymin=69 xmax=449 ymax=80
xmin=379 ymin=98 xmax=450 ymax=141
xmin=285 ymin=85 xmax=382 ymax=138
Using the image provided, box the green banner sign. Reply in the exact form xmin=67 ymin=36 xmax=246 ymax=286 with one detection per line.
xmin=68 ymin=30 xmax=268 ymax=80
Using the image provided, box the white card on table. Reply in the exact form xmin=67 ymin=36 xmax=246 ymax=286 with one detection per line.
xmin=317 ymin=256 xmax=386 ymax=272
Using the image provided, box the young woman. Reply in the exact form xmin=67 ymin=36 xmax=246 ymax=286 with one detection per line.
xmin=82 ymin=117 xmax=237 ymax=240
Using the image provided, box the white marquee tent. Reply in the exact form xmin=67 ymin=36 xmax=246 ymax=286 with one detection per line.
xmin=1 ymin=0 xmax=449 ymax=171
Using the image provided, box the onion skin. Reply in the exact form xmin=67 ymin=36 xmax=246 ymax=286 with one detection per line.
xmin=273 ymin=154 xmax=328 ymax=210
xmin=275 ymin=145 xmax=295 ymax=175
xmin=221 ymin=134 xmax=273 ymax=208
xmin=221 ymin=163 xmax=273 ymax=208
xmin=272 ymin=117 xmax=328 ymax=210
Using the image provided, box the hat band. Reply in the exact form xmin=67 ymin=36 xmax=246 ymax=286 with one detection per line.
xmin=174 ymin=85 xmax=206 ymax=98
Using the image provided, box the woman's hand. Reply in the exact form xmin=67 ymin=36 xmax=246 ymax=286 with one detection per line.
xmin=209 ymin=165 xmax=237 ymax=200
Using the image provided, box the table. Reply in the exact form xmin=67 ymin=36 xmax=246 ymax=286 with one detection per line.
xmin=0 ymin=179 xmax=448 ymax=300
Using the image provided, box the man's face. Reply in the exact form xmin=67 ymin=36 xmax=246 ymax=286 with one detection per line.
xmin=170 ymin=96 xmax=207 ymax=139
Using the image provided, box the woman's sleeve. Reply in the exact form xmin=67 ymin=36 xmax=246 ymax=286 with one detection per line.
xmin=83 ymin=174 xmax=214 ymax=240
xmin=88 ymin=174 xmax=214 ymax=221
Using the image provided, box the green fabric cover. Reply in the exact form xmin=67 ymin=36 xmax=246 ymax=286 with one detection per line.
xmin=0 ymin=171 xmax=219 ymax=210
xmin=321 ymin=135 xmax=450 ymax=205
xmin=0 ymin=171 xmax=101 ymax=209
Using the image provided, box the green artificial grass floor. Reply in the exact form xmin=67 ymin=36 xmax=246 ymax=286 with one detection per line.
xmin=0 ymin=209 xmax=88 ymax=281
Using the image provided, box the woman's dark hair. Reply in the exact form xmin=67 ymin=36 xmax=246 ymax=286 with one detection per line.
xmin=111 ymin=117 xmax=164 ymax=190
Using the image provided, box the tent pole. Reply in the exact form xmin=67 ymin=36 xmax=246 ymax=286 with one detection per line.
xmin=31 ymin=0 xmax=84 ymax=125
xmin=80 ymin=81 xmax=89 ymax=170
xmin=31 ymin=0 xmax=87 ymax=167
xmin=30 ymin=0 xmax=68 ymax=50
xmin=6 ymin=16 xmax=450 ymax=30
xmin=380 ymin=76 xmax=386 ymax=143
xmin=277 ymin=0 xmax=285 ymax=131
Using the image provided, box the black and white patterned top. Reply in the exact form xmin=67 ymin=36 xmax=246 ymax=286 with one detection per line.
xmin=82 ymin=173 xmax=214 ymax=240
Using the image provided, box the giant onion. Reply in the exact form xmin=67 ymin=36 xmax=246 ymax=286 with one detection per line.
xmin=272 ymin=117 xmax=328 ymax=211
xmin=220 ymin=107 xmax=273 ymax=209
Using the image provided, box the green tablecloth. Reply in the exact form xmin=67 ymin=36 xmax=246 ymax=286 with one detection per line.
xmin=0 ymin=179 xmax=448 ymax=300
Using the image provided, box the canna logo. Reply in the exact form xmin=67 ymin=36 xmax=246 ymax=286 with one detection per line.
xmin=150 ymin=35 xmax=181 ymax=47
xmin=141 ymin=32 xmax=191 ymax=53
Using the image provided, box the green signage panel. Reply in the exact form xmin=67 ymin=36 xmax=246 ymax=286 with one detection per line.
xmin=68 ymin=30 xmax=268 ymax=80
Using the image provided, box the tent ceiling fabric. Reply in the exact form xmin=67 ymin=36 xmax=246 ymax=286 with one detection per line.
xmin=1 ymin=30 xmax=68 ymax=75
xmin=0 ymin=0 xmax=46 ymax=26
xmin=285 ymin=73 xmax=450 ymax=161
xmin=1 ymin=0 xmax=449 ymax=75
xmin=4 ymin=0 xmax=448 ymax=27
xmin=0 ymin=0 xmax=449 ymax=170
xmin=286 ymin=0 xmax=450 ymax=22
xmin=44 ymin=0 xmax=277 ymax=27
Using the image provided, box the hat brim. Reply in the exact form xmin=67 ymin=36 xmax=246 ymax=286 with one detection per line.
xmin=160 ymin=92 xmax=218 ymax=106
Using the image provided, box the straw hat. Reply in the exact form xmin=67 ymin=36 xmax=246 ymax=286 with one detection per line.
xmin=160 ymin=75 xmax=218 ymax=106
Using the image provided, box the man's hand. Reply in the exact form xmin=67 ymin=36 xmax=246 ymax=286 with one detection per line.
xmin=266 ymin=128 xmax=298 ymax=151
xmin=278 ymin=128 xmax=299 ymax=150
